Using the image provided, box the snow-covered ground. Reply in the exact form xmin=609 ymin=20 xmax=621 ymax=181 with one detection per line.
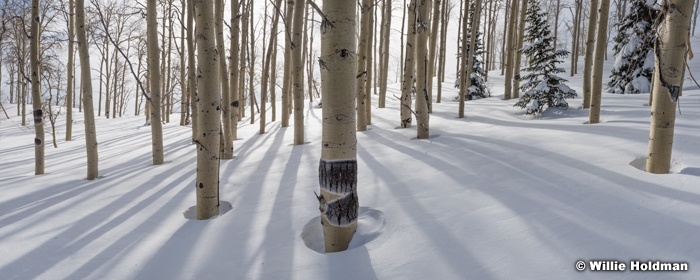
xmin=3 ymin=37 xmax=700 ymax=280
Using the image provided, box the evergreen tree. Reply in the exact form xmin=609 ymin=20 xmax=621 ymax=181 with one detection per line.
xmin=455 ymin=3 xmax=490 ymax=100
xmin=515 ymin=0 xmax=576 ymax=114
xmin=607 ymin=0 xmax=659 ymax=94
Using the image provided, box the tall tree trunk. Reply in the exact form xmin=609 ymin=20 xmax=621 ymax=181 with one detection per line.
xmin=458 ymin=0 xmax=468 ymax=117
xmin=646 ymin=0 xmax=691 ymax=174
xmin=31 ymin=0 xmax=44 ymax=175
xmin=248 ymin=0 xmax=256 ymax=125
xmin=400 ymin=0 xmax=407 ymax=74
xmin=400 ymin=0 xmax=416 ymax=128
xmin=281 ymin=0 xmax=294 ymax=127
xmin=589 ymin=0 xmax=609 ymax=124
xmin=571 ymin=0 xmax=582 ymax=76
xmin=582 ymin=0 xmax=599 ymax=109
xmin=180 ymin=0 xmax=187 ymax=126
xmin=319 ymin=0 xmax=359 ymax=253
xmin=260 ymin=0 xmax=282 ymax=134
xmin=229 ymin=0 xmax=239 ymax=140
xmin=436 ymin=0 xmax=447 ymax=103
xmin=76 ymin=0 xmax=98 ymax=180
xmin=553 ymin=0 xmax=560 ymax=50
xmin=188 ymin=0 xmax=199 ymax=141
xmin=511 ymin=0 xmax=527 ymax=99
xmin=427 ymin=0 xmax=440 ymax=112
xmin=148 ymin=0 xmax=165 ymax=164
xmin=414 ymin=0 xmax=430 ymax=139
xmin=216 ymin=0 xmax=233 ymax=159
xmin=379 ymin=0 xmax=392 ymax=108
xmin=193 ymin=0 xmax=221 ymax=220
xmin=503 ymin=0 xmax=519 ymax=100
xmin=292 ymin=0 xmax=305 ymax=144
xmin=365 ymin=1 xmax=374 ymax=124
xmin=239 ymin=0 xmax=248 ymax=120
xmin=356 ymin=0 xmax=370 ymax=132
xmin=500 ymin=0 xmax=511 ymax=76
xmin=66 ymin=0 xmax=75 ymax=141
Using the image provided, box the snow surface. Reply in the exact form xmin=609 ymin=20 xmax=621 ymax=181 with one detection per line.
xmin=3 ymin=19 xmax=700 ymax=280
xmin=2 ymin=61 xmax=700 ymax=279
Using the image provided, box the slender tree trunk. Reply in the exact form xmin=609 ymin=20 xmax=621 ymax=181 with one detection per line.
xmin=379 ymin=0 xmax=392 ymax=108
xmin=248 ymin=0 xmax=256 ymax=125
xmin=76 ymin=0 xmax=98 ymax=180
xmin=282 ymin=0 xmax=293 ymax=127
xmin=503 ymin=0 xmax=519 ymax=100
xmin=400 ymin=0 xmax=416 ymax=128
xmin=500 ymin=0 xmax=511 ymax=76
xmin=319 ymin=0 xmax=358 ymax=253
xmin=553 ymin=0 xmax=560 ymax=50
xmin=414 ymin=0 xmax=430 ymax=139
xmin=291 ymin=0 xmax=305 ymax=144
xmin=189 ymin=0 xmax=199 ymax=141
xmin=458 ymin=0 xmax=468 ymax=116
xmin=31 ymin=0 xmax=44 ymax=175
xmin=400 ymin=0 xmax=407 ymax=74
xmin=239 ymin=0 xmax=248 ymax=120
xmin=356 ymin=0 xmax=370 ymax=131
xmin=365 ymin=2 xmax=374 ymax=124
xmin=271 ymin=38 xmax=278 ymax=122
xmin=436 ymin=0 xmax=447 ymax=103
xmin=456 ymin=0 xmax=463 ymax=76
xmin=427 ymin=0 xmax=440 ymax=112
xmin=512 ymin=0 xmax=527 ymax=99
xmin=148 ymin=0 xmax=165 ymax=164
xmin=571 ymin=0 xmax=582 ymax=76
xmin=693 ymin=0 xmax=699 ymax=36
xmin=66 ymin=0 xmax=75 ymax=141
xmin=229 ymin=0 xmax=239 ymax=140
xmin=646 ymin=0 xmax=691 ymax=173
xmin=261 ymin=0 xmax=283 ymax=134
xmin=193 ymin=0 xmax=221 ymax=220
xmin=589 ymin=0 xmax=609 ymax=124
xmin=180 ymin=0 xmax=187 ymax=126
xmin=583 ymin=0 xmax=599 ymax=109
xmin=216 ymin=0 xmax=233 ymax=159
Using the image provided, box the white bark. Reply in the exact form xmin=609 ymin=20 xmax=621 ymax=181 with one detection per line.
xmin=414 ymin=0 xmax=430 ymax=139
xmin=76 ymin=0 xmax=99 ymax=180
xmin=147 ymin=0 xmax=164 ymax=164
xmin=582 ymin=0 xmax=599 ymax=109
xmin=31 ymin=0 xmax=44 ymax=175
xmin=194 ymin=0 xmax=221 ymax=220
xmin=319 ymin=0 xmax=358 ymax=253
xmin=646 ymin=0 xmax=692 ymax=174
xmin=292 ymin=0 xmax=305 ymax=144
xmin=589 ymin=0 xmax=610 ymax=124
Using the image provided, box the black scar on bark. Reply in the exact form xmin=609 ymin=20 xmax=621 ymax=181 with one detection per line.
xmin=324 ymin=192 xmax=358 ymax=226
xmin=34 ymin=138 xmax=42 ymax=145
xmin=33 ymin=109 xmax=43 ymax=124
xmin=199 ymin=183 xmax=204 ymax=189
xmin=319 ymin=159 xmax=357 ymax=194
xmin=231 ymin=101 xmax=239 ymax=108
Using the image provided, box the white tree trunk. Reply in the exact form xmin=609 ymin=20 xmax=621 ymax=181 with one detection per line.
xmin=216 ymin=0 xmax=233 ymax=159
xmin=427 ymin=0 xmax=441 ymax=112
xmin=76 ymin=0 xmax=99 ymax=180
xmin=646 ymin=0 xmax=692 ymax=174
xmin=356 ymin=0 xmax=371 ymax=132
xmin=319 ymin=0 xmax=358 ymax=253
xmin=31 ymin=0 xmax=44 ymax=175
xmin=512 ymin=0 xmax=527 ymax=99
xmin=66 ymin=0 xmax=75 ymax=141
xmin=400 ymin=1 xmax=417 ymax=128
xmin=589 ymin=0 xmax=610 ymax=124
xmin=582 ymin=0 xmax=599 ymax=109
xmin=292 ymin=0 xmax=305 ymax=144
xmin=229 ymin=0 xmax=239 ymax=140
xmin=503 ymin=0 xmax=519 ymax=100
xmin=194 ymin=0 xmax=221 ymax=220
xmin=414 ymin=0 xmax=430 ymax=139
xmin=147 ymin=0 xmax=164 ymax=164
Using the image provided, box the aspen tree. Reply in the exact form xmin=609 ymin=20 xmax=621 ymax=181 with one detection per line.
xmin=427 ymin=0 xmax=440 ymax=111
xmin=500 ymin=0 xmax=511 ymax=76
xmin=188 ymin=0 xmax=198 ymax=141
xmin=414 ymin=0 xmax=430 ymax=139
xmin=589 ymin=0 xmax=610 ymax=124
xmin=646 ymin=0 xmax=692 ymax=174
xmin=193 ymin=0 xmax=221 ymax=220
xmin=180 ymin=0 xmax=187 ymax=126
xmin=458 ymin=0 xmax=468 ymax=117
xmin=216 ymin=0 xmax=233 ymax=159
xmin=31 ymin=0 xmax=44 ymax=175
xmin=379 ymin=0 xmax=392 ymax=108
xmin=400 ymin=0 xmax=407 ymax=73
xmin=318 ymin=0 xmax=359 ymax=253
xmin=248 ymin=0 xmax=256 ymax=125
xmin=511 ymin=0 xmax=527 ymax=99
xmin=582 ymin=0 xmax=598 ymax=109
xmin=400 ymin=0 xmax=416 ymax=128
xmin=239 ymin=0 xmax=248 ymax=120
xmin=365 ymin=1 xmax=374 ymax=125
xmin=504 ymin=0 xmax=519 ymax=100
xmin=356 ymin=0 xmax=370 ymax=131
xmin=282 ymin=0 xmax=294 ymax=128
xmin=261 ymin=0 xmax=283 ymax=134
xmin=292 ymin=0 xmax=305 ymax=144
xmin=147 ymin=0 xmax=164 ymax=164
xmin=570 ymin=0 xmax=582 ymax=76
xmin=66 ymin=0 xmax=75 ymax=141
xmin=76 ymin=0 xmax=98 ymax=180
xmin=229 ymin=0 xmax=239 ymax=140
